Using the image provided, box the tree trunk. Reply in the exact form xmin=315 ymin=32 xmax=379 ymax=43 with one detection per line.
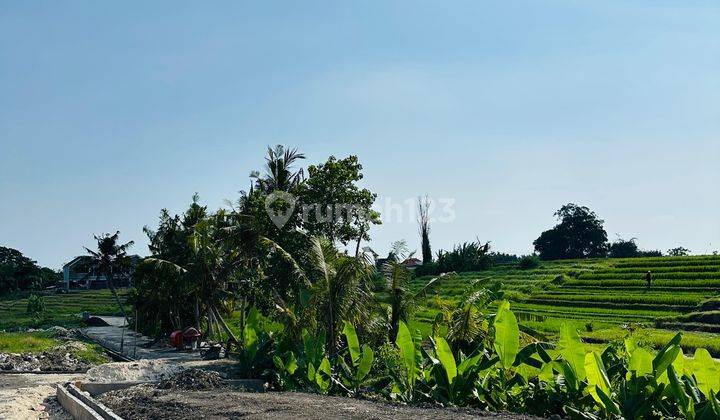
xmin=194 ymin=298 xmax=200 ymax=331
xmin=211 ymin=305 xmax=239 ymax=343
xmin=328 ymin=294 xmax=335 ymax=355
xmin=107 ymin=267 xmax=130 ymax=325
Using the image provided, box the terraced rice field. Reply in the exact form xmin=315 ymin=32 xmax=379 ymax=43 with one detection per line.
xmin=0 ymin=289 xmax=128 ymax=330
xmin=410 ymin=255 xmax=720 ymax=354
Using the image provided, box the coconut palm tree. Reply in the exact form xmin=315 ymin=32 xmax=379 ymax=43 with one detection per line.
xmin=84 ymin=231 xmax=134 ymax=322
xmin=265 ymin=235 xmax=376 ymax=354
xmin=250 ymin=145 xmax=306 ymax=192
xmin=144 ymin=216 xmax=242 ymax=344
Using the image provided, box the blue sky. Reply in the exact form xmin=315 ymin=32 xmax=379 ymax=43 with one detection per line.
xmin=1 ymin=1 xmax=718 ymax=268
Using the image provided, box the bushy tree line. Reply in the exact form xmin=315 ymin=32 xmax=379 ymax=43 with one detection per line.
xmin=533 ymin=204 xmax=684 ymax=261
xmin=130 ymin=146 xmax=382 ymax=341
xmin=0 ymin=246 xmax=61 ymax=295
xmin=104 ymin=144 xmax=719 ymax=417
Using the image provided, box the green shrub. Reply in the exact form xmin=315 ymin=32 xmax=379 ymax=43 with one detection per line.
xmin=518 ymin=255 xmax=541 ymax=269
xmin=26 ymin=294 xmax=45 ymax=315
xmin=551 ymin=274 xmax=567 ymax=285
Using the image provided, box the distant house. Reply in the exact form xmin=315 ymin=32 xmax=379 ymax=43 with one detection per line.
xmin=62 ymin=255 xmax=140 ymax=290
xmin=403 ymin=258 xmax=422 ymax=269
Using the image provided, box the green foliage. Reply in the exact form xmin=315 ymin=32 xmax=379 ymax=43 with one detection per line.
xmin=300 ymin=155 xmax=380 ymax=246
xmin=668 ymin=247 xmax=691 ymax=257
xmin=608 ymin=237 xmax=640 ymax=258
xmin=26 ymin=294 xmax=45 ymax=315
xmin=434 ymin=240 xmax=493 ymax=273
xmin=338 ymin=321 xmax=374 ymax=394
xmin=518 ymin=254 xmax=541 ymax=269
xmin=0 ymin=246 xmax=61 ymax=295
xmin=533 ymin=203 xmax=608 ymax=260
xmin=493 ymin=300 xmax=519 ymax=369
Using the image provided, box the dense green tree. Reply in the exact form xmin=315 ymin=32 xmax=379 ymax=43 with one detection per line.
xmin=608 ymin=237 xmax=639 ymax=258
xmin=667 ymin=246 xmax=690 ymax=256
xmin=533 ymin=204 xmax=608 ymax=260
xmin=436 ymin=240 xmax=492 ymax=273
xmin=0 ymin=247 xmax=60 ymax=294
xmin=300 ymin=155 xmax=381 ymax=252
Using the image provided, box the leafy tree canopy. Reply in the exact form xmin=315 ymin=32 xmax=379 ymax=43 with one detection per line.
xmin=300 ymin=155 xmax=381 ymax=247
xmin=667 ymin=246 xmax=690 ymax=257
xmin=533 ymin=203 xmax=608 ymax=260
xmin=0 ymin=246 xmax=60 ymax=294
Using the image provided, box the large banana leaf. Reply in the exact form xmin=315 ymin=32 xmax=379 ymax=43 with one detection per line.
xmin=342 ymin=320 xmax=361 ymax=364
xmin=557 ymin=323 xmax=586 ymax=381
xmin=434 ymin=336 xmax=457 ymax=385
xmin=585 ymin=351 xmax=617 ymax=414
xmin=396 ymin=321 xmax=416 ymax=388
xmin=493 ymin=300 xmax=519 ymax=369
xmin=356 ymin=344 xmax=374 ymax=382
xmin=693 ymin=348 xmax=719 ymax=398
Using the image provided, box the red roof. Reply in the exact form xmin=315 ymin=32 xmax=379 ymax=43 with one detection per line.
xmin=403 ymin=258 xmax=422 ymax=267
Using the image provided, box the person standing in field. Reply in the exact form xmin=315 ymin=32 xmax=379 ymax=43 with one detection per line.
xmin=646 ymin=270 xmax=652 ymax=288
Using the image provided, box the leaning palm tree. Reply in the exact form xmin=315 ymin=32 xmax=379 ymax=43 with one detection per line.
xmin=84 ymin=231 xmax=134 ymax=323
xmin=250 ymin=145 xmax=305 ymax=192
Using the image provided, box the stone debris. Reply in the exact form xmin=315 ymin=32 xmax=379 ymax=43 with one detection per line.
xmin=0 ymin=349 xmax=91 ymax=372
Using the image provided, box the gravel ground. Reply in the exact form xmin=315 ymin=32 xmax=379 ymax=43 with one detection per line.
xmin=100 ymin=385 xmax=541 ymax=420
xmin=0 ymin=373 xmax=78 ymax=419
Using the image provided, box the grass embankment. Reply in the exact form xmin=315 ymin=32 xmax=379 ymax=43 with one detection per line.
xmin=410 ymin=255 xmax=720 ymax=355
xmin=0 ymin=331 xmax=107 ymax=363
xmin=0 ymin=289 xmax=129 ymax=330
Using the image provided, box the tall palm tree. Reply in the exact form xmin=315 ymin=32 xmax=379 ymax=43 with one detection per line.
xmin=84 ymin=232 xmax=134 ymax=323
xmin=250 ymin=145 xmax=306 ymax=192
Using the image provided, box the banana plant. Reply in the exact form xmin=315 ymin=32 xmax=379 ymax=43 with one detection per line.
xmin=338 ymin=320 xmax=374 ymax=395
xmin=390 ymin=320 xmax=428 ymax=402
xmin=272 ymin=351 xmax=298 ymax=390
xmin=298 ymin=328 xmax=332 ymax=393
xmin=585 ymin=351 xmax=620 ymax=416
xmin=427 ymin=335 xmax=499 ymax=406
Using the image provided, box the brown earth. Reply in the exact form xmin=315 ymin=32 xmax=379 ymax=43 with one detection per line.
xmin=100 ymin=385 xmax=542 ymax=420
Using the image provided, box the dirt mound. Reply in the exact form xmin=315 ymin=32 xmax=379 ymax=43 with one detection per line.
xmin=157 ymin=368 xmax=226 ymax=391
xmin=85 ymin=316 xmax=110 ymax=327
xmin=98 ymin=387 xmax=540 ymax=420
xmin=86 ymin=360 xmax=183 ymax=382
xmin=0 ymin=349 xmax=91 ymax=372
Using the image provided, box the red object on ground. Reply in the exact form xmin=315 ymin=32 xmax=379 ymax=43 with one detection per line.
xmin=170 ymin=330 xmax=183 ymax=349
xmin=182 ymin=327 xmax=201 ymax=343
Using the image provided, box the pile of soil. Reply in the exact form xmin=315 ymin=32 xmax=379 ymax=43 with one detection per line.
xmin=99 ymin=386 xmax=541 ymax=420
xmin=86 ymin=360 xmax=183 ymax=382
xmin=157 ymin=368 xmax=226 ymax=390
xmin=0 ymin=349 xmax=91 ymax=372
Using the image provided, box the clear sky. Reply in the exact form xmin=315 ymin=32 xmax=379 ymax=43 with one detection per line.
xmin=1 ymin=1 xmax=718 ymax=269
